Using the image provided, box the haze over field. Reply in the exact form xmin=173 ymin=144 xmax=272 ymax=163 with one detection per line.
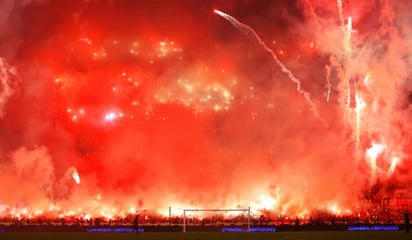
xmin=0 ymin=0 xmax=411 ymax=218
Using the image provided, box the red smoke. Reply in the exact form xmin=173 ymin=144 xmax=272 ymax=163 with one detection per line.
xmin=0 ymin=0 xmax=411 ymax=218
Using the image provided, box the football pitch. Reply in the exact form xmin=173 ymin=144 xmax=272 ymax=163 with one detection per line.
xmin=0 ymin=231 xmax=410 ymax=240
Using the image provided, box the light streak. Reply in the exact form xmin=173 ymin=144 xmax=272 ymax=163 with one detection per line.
xmin=72 ymin=171 xmax=81 ymax=184
xmin=325 ymin=65 xmax=332 ymax=101
xmin=0 ymin=58 xmax=18 ymax=117
xmin=366 ymin=142 xmax=385 ymax=181
xmin=344 ymin=17 xmax=352 ymax=107
xmin=336 ymin=0 xmax=344 ymax=27
xmin=355 ymin=94 xmax=366 ymax=151
xmin=387 ymin=157 xmax=398 ymax=177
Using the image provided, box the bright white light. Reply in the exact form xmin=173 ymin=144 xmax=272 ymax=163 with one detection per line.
xmin=72 ymin=171 xmax=80 ymax=184
xmin=387 ymin=156 xmax=399 ymax=177
xmin=105 ymin=112 xmax=116 ymax=121
xmin=329 ymin=204 xmax=341 ymax=215
xmin=104 ymin=111 xmax=124 ymax=122
xmin=366 ymin=141 xmax=385 ymax=180
xmin=258 ymin=195 xmax=276 ymax=209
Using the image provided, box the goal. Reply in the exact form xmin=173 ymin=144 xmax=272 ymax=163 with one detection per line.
xmin=180 ymin=207 xmax=251 ymax=232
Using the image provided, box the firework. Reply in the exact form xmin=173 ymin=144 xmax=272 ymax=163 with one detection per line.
xmin=72 ymin=171 xmax=81 ymax=185
xmin=214 ymin=9 xmax=324 ymax=124
xmin=0 ymin=0 xmax=410 ymax=221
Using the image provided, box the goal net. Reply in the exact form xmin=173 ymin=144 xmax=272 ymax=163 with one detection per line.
xmin=180 ymin=208 xmax=251 ymax=232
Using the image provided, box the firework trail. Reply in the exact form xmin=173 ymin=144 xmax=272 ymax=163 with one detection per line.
xmin=0 ymin=58 xmax=18 ymax=117
xmin=354 ymin=74 xmax=369 ymax=152
xmin=387 ymin=157 xmax=398 ymax=177
xmin=334 ymin=1 xmax=364 ymax=186
xmin=355 ymin=95 xmax=364 ymax=152
xmin=325 ymin=65 xmax=332 ymax=101
xmin=336 ymin=0 xmax=344 ymax=27
xmin=366 ymin=142 xmax=385 ymax=181
xmin=214 ymin=9 xmax=325 ymax=124
xmin=343 ymin=17 xmax=352 ymax=107
xmin=330 ymin=0 xmax=344 ymax=103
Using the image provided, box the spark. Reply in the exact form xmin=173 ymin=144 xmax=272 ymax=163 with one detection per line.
xmin=157 ymin=40 xmax=181 ymax=58
xmin=387 ymin=157 xmax=398 ymax=177
xmin=79 ymin=37 xmax=92 ymax=45
xmin=72 ymin=171 xmax=80 ymax=184
xmin=104 ymin=112 xmax=123 ymax=122
xmin=366 ymin=142 xmax=385 ymax=181
xmin=309 ymin=42 xmax=315 ymax=49
xmin=92 ymin=48 xmax=107 ymax=59
xmin=363 ymin=72 xmax=371 ymax=86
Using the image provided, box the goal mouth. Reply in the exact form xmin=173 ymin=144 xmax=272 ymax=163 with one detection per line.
xmin=179 ymin=208 xmax=251 ymax=232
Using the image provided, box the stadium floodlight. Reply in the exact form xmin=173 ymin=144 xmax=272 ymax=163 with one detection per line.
xmin=180 ymin=207 xmax=251 ymax=233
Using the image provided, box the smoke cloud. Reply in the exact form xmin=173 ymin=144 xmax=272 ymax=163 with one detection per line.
xmin=0 ymin=0 xmax=411 ymax=217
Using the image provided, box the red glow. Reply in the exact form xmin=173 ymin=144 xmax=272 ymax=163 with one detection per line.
xmin=0 ymin=0 xmax=410 ymax=220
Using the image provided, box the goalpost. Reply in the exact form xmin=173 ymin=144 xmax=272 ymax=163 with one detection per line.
xmin=179 ymin=207 xmax=251 ymax=233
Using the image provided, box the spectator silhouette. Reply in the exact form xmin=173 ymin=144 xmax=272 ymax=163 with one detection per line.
xmin=133 ymin=214 xmax=139 ymax=234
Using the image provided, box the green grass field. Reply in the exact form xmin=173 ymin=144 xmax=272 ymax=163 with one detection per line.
xmin=0 ymin=231 xmax=410 ymax=240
